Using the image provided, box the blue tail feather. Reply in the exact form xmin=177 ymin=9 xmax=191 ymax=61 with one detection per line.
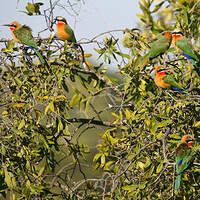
xmin=171 ymin=87 xmax=187 ymax=94
xmin=27 ymin=45 xmax=45 ymax=64
xmin=181 ymin=52 xmax=200 ymax=76
xmin=28 ymin=46 xmax=34 ymax=50
xmin=182 ymin=52 xmax=193 ymax=60
xmin=174 ymin=174 xmax=181 ymax=190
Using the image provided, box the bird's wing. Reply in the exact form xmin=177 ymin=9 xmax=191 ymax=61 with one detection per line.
xmin=136 ymin=53 xmax=150 ymax=68
xmin=149 ymin=37 xmax=170 ymax=58
xmin=176 ymin=143 xmax=195 ymax=174
xmin=13 ymin=25 xmax=38 ymax=48
xmin=163 ymin=75 xmax=184 ymax=90
xmin=64 ymin=25 xmax=77 ymax=43
xmin=176 ymin=37 xmax=199 ymax=61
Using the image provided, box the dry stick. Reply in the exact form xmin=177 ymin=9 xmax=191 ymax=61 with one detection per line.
xmin=48 ymin=182 xmax=82 ymax=199
xmin=72 ymin=178 xmax=102 ymax=192
xmin=76 ymin=43 xmax=89 ymax=69
xmin=50 ymin=163 xmax=74 ymax=187
xmin=171 ymin=164 xmax=176 ymax=198
xmin=66 ymin=118 xmax=115 ymax=127
xmin=189 ymin=0 xmax=200 ymax=13
xmin=89 ymin=28 xmax=140 ymax=41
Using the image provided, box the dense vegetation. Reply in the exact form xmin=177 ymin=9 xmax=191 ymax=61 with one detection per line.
xmin=0 ymin=0 xmax=200 ymax=199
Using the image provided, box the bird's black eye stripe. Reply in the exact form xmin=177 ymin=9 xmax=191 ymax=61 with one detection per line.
xmin=56 ymin=17 xmax=66 ymax=23
xmin=10 ymin=24 xmax=17 ymax=28
xmin=157 ymin=68 xmax=166 ymax=73
xmin=173 ymin=31 xmax=183 ymax=35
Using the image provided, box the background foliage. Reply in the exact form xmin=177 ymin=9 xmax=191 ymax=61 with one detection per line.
xmin=0 ymin=0 xmax=200 ymax=199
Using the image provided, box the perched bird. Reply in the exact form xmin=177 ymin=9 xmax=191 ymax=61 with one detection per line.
xmin=172 ymin=30 xmax=200 ymax=76
xmin=175 ymin=135 xmax=196 ymax=190
xmin=55 ymin=16 xmax=77 ymax=45
xmin=138 ymin=32 xmax=172 ymax=67
xmin=55 ymin=16 xmax=91 ymax=69
xmin=154 ymin=65 xmax=188 ymax=94
xmin=3 ymin=21 xmax=45 ymax=64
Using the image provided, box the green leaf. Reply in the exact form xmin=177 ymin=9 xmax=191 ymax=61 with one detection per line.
xmin=156 ymin=162 xmax=163 ymax=174
xmin=138 ymin=161 xmax=145 ymax=170
xmin=4 ymin=167 xmax=16 ymax=189
xmin=122 ymin=184 xmax=137 ymax=191
xmin=58 ymin=120 xmax=63 ymax=133
xmin=93 ymin=153 xmax=102 ymax=162
xmin=49 ymin=101 xmax=55 ymax=112
xmin=152 ymin=1 xmax=165 ymax=13
xmin=69 ymin=94 xmax=82 ymax=107
xmin=26 ymin=3 xmax=35 ymax=15
xmin=38 ymin=159 xmax=46 ymax=177
xmin=145 ymin=165 xmax=155 ymax=178
xmin=4 ymin=167 xmax=12 ymax=188
xmin=100 ymin=154 xmax=105 ymax=168
xmin=194 ymin=121 xmax=200 ymax=127
xmin=18 ymin=119 xmax=25 ymax=130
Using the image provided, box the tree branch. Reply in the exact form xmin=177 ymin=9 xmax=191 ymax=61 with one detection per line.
xmin=66 ymin=118 xmax=115 ymax=127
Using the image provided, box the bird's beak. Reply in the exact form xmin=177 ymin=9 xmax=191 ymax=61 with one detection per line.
xmin=52 ymin=19 xmax=57 ymax=25
xmin=2 ymin=24 xmax=10 ymax=27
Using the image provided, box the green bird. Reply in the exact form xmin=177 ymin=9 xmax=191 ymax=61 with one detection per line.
xmin=154 ymin=66 xmax=188 ymax=94
xmin=175 ymin=135 xmax=196 ymax=190
xmin=55 ymin=16 xmax=77 ymax=47
xmin=55 ymin=16 xmax=90 ymax=69
xmin=173 ymin=30 xmax=200 ymax=76
xmin=138 ymin=32 xmax=172 ymax=68
xmin=3 ymin=21 xmax=45 ymax=64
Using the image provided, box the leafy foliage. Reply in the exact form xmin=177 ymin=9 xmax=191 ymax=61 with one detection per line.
xmin=0 ymin=0 xmax=200 ymax=199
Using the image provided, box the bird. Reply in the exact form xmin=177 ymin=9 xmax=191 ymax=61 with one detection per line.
xmin=55 ymin=16 xmax=90 ymax=69
xmin=175 ymin=135 xmax=196 ymax=190
xmin=3 ymin=21 xmax=45 ymax=65
xmin=154 ymin=65 xmax=188 ymax=94
xmin=172 ymin=30 xmax=200 ymax=76
xmin=55 ymin=16 xmax=77 ymax=45
xmin=138 ymin=32 xmax=172 ymax=67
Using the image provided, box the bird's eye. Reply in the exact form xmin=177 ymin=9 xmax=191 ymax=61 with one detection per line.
xmin=157 ymin=69 xmax=165 ymax=73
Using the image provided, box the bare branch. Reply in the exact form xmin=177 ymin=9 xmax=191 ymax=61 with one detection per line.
xmin=66 ymin=118 xmax=115 ymax=127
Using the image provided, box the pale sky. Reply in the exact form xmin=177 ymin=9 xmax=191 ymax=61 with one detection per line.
xmin=0 ymin=0 xmax=140 ymax=68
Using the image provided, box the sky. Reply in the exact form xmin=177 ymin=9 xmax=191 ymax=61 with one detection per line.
xmin=0 ymin=0 xmax=141 ymax=68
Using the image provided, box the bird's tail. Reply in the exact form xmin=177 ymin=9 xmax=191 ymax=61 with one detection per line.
xmin=75 ymin=44 xmax=90 ymax=70
xmin=135 ymin=53 xmax=150 ymax=68
xmin=72 ymin=43 xmax=79 ymax=49
xmin=190 ymin=59 xmax=200 ymax=76
xmin=32 ymin=47 xmax=46 ymax=65
xmin=171 ymin=86 xmax=189 ymax=94
xmin=174 ymin=174 xmax=181 ymax=190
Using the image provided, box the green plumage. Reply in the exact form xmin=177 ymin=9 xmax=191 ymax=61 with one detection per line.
xmin=137 ymin=33 xmax=171 ymax=68
xmin=175 ymin=36 xmax=200 ymax=76
xmin=175 ymin=143 xmax=196 ymax=190
xmin=149 ymin=34 xmax=171 ymax=59
xmin=64 ymin=25 xmax=77 ymax=43
xmin=176 ymin=36 xmax=199 ymax=61
xmin=175 ymin=174 xmax=181 ymax=190
xmin=135 ymin=53 xmax=150 ymax=68
xmin=163 ymin=74 xmax=188 ymax=94
xmin=13 ymin=25 xmax=45 ymax=64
